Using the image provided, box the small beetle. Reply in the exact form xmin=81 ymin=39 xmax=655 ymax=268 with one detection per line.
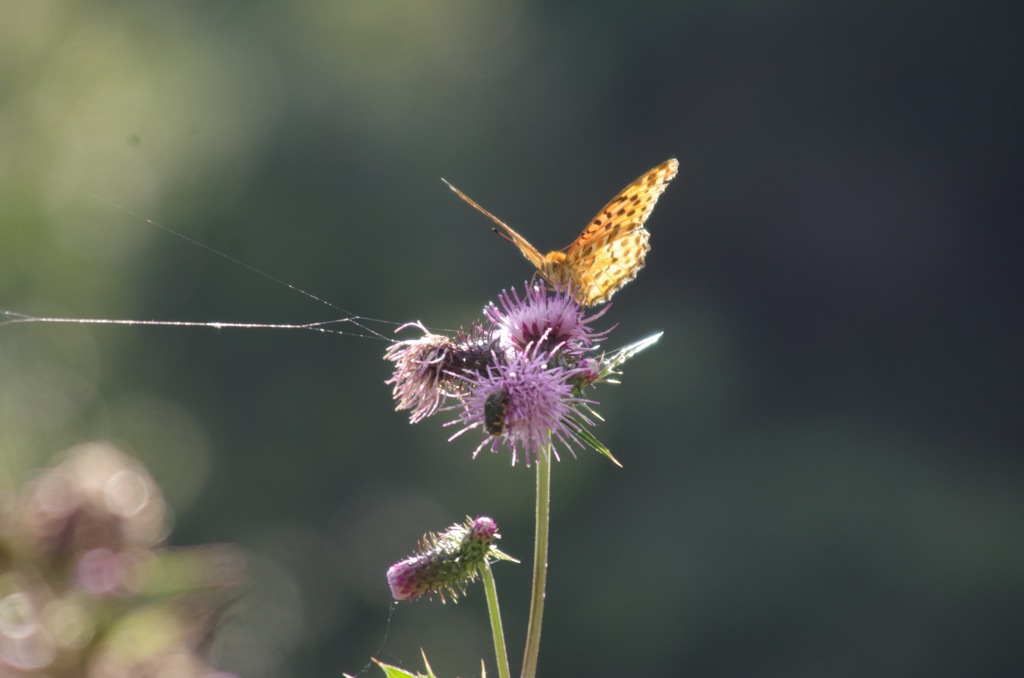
xmin=484 ymin=389 xmax=510 ymax=436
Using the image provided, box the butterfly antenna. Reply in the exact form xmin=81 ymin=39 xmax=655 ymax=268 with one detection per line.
xmin=442 ymin=179 xmax=513 ymax=232
xmin=491 ymin=227 xmax=515 ymax=245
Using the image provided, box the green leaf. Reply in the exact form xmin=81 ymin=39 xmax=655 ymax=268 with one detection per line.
xmin=370 ymin=649 xmax=438 ymax=678
xmin=368 ymin=658 xmax=430 ymax=678
xmin=576 ymin=426 xmax=622 ymax=467
xmin=366 ymin=650 xmax=488 ymax=677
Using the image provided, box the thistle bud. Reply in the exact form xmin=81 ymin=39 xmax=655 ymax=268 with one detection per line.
xmin=387 ymin=517 xmax=511 ymax=603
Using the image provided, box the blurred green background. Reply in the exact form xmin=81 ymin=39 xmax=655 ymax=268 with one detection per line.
xmin=2 ymin=1 xmax=1022 ymax=676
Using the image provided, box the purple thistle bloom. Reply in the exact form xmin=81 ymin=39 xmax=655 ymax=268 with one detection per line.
xmin=383 ymin=281 xmax=658 ymax=465
xmin=387 ymin=516 xmax=506 ymax=602
xmin=446 ymin=344 xmax=597 ymax=466
xmin=486 ymin=282 xmax=612 ymax=359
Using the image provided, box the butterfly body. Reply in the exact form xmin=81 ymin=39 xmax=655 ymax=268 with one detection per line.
xmin=446 ymin=159 xmax=678 ymax=306
xmin=538 ymin=251 xmax=572 ymax=287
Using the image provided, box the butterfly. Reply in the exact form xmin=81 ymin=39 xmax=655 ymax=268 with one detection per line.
xmin=445 ymin=159 xmax=678 ymax=306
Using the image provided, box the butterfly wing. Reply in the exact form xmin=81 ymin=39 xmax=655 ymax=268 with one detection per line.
xmin=563 ymin=159 xmax=678 ymax=305
xmin=444 ymin=179 xmax=545 ymax=270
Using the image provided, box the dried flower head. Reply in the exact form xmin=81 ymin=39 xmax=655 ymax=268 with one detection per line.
xmin=384 ymin=322 xmax=494 ymax=423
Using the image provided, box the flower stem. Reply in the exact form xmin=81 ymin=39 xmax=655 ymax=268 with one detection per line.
xmin=481 ymin=560 xmax=511 ymax=678
xmin=520 ymin=445 xmax=551 ymax=678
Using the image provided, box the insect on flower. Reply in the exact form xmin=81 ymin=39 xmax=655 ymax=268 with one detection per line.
xmin=445 ymin=159 xmax=679 ymax=306
xmin=484 ymin=388 xmax=510 ymax=436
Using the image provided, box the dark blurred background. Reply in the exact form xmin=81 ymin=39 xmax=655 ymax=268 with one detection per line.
xmin=2 ymin=1 xmax=1022 ymax=676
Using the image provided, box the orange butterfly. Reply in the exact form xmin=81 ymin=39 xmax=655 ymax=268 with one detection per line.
xmin=445 ymin=159 xmax=678 ymax=306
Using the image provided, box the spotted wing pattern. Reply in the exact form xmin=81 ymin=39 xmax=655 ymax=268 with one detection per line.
xmin=445 ymin=159 xmax=678 ymax=306
xmin=562 ymin=159 xmax=678 ymax=305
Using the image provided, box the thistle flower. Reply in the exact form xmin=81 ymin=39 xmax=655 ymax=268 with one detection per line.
xmin=387 ymin=516 xmax=513 ymax=602
xmin=384 ymin=282 xmax=661 ymax=466
xmin=18 ymin=442 xmax=168 ymax=568
xmin=446 ymin=345 xmax=597 ymax=466
xmin=1 ymin=443 xmax=240 ymax=677
xmin=486 ymin=282 xmax=611 ymax=359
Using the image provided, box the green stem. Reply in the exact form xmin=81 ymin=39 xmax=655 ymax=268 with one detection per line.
xmin=481 ymin=560 xmax=511 ymax=678
xmin=520 ymin=445 xmax=551 ymax=678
